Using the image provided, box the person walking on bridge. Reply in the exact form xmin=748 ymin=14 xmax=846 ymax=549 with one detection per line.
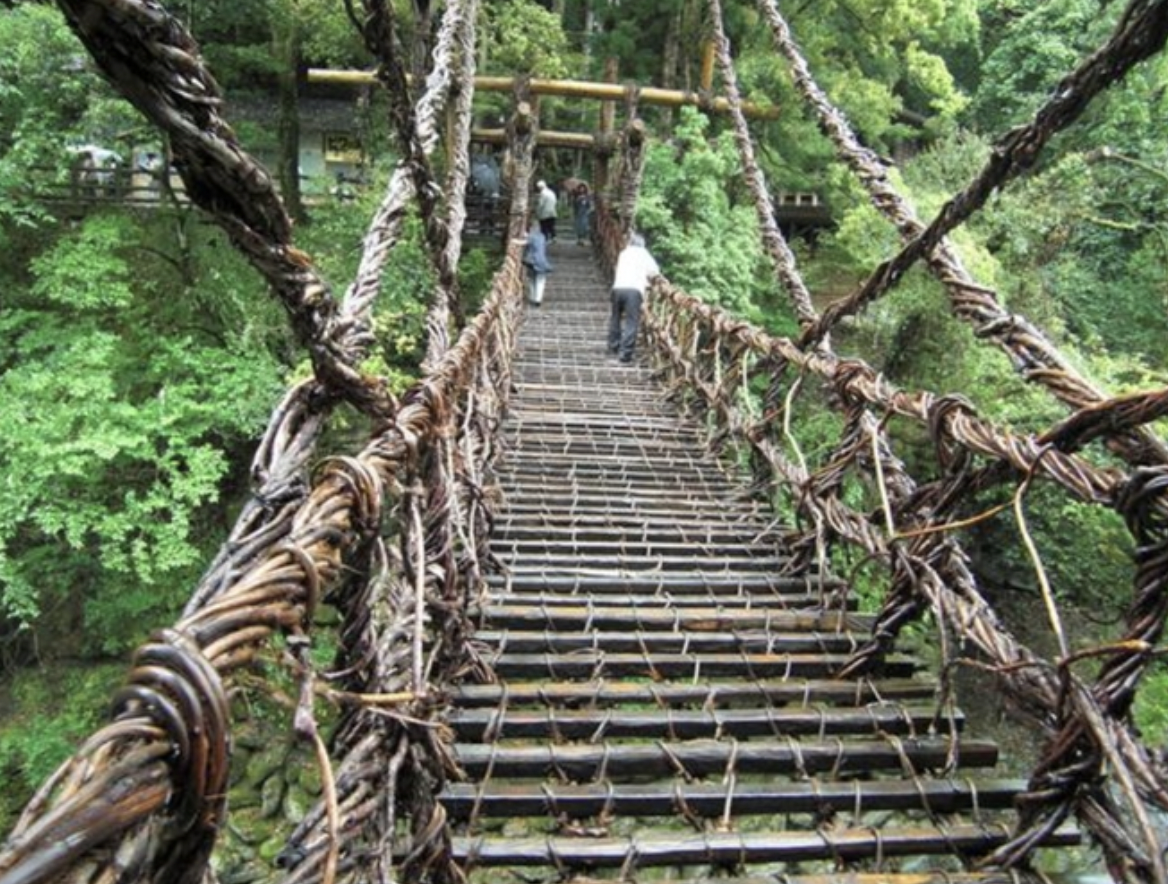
xmin=522 ymin=219 xmax=553 ymax=307
xmin=608 ymin=232 xmax=660 ymax=364
xmin=572 ymin=182 xmax=593 ymax=245
xmin=535 ymin=179 xmax=558 ymax=242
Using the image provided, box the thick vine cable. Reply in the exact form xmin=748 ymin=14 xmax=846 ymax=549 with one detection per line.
xmin=187 ymin=0 xmax=471 ymax=615
xmin=0 ymin=4 xmax=524 ymax=884
xmin=347 ymin=0 xmax=474 ymax=369
xmin=270 ymin=4 xmax=488 ymax=884
xmin=629 ymin=261 xmax=1168 ymax=879
xmin=0 ymin=236 xmax=529 ymax=884
xmin=756 ymin=0 xmax=1168 ymax=469
xmin=750 ymin=2 xmax=1168 ymax=873
xmin=793 ymin=0 xmax=1168 ymax=358
xmin=705 ymin=0 xmax=817 ymax=333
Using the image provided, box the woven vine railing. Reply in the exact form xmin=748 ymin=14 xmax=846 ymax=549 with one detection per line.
xmin=0 ymin=1 xmax=533 ymax=883
xmin=589 ymin=0 xmax=1168 ymax=880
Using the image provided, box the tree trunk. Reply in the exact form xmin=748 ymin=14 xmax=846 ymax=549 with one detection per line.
xmin=662 ymin=6 xmax=681 ymax=90
xmin=274 ymin=12 xmax=305 ymax=224
xmin=412 ymin=0 xmax=433 ymax=82
xmin=583 ymin=3 xmax=595 ymax=62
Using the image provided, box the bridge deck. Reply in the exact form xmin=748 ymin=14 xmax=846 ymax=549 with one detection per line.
xmin=439 ymin=245 xmax=1073 ymax=881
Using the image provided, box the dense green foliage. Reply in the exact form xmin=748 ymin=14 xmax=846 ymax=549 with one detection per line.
xmin=0 ymin=663 xmax=124 ymax=825
xmin=637 ymin=109 xmax=771 ymax=319
xmin=1 ymin=213 xmax=288 ymax=652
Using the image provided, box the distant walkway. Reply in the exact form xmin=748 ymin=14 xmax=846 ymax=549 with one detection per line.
xmin=434 ymin=243 xmax=1077 ymax=881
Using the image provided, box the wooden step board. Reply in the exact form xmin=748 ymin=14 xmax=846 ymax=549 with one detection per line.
xmin=436 ymin=245 xmax=1074 ymax=880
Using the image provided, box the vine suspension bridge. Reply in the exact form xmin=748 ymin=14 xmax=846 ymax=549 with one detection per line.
xmin=3 ymin=1 xmax=1168 ymax=884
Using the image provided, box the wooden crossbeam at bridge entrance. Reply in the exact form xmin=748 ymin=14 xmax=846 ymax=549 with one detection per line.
xmin=307 ymin=69 xmax=780 ymax=120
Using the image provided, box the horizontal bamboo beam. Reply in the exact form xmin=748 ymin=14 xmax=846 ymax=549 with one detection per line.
xmin=472 ymin=128 xmax=597 ymax=149
xmin=307 ymin=69 xmax=780 ymax=119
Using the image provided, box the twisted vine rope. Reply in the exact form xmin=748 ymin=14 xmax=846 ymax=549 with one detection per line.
xmin=0 ymin=3 xmax=528 ymax=884
xmin=0 ymin=233 xmax=528 ymax=884
xmin=274 ymin=72 xmax=536 ymax=884
xmin=636 ymin=0 xmax=1168 ymax=877
xmin=186 ymin=0 xmax=473 ymax=615
xmin=758 ymin=0 xmax=1168 ymax=468
xmin=627 ymin=256 xmax=1168 ymax=880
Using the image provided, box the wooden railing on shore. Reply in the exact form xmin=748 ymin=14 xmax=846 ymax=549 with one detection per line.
xmin=22 ymin=167 xmax=516 ymax=238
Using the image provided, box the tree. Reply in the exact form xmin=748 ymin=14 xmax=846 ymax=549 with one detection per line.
xmin=969 ymin=0 xmax=1115 ymax=131
xmin=0 ymin=212 xmax=288 ymax=657
xmin=0 ymin=5 xmax=146 ymax=232
xmin=635 ymin=107 xmax=771 ymax=319
xmin=482 ymin=0 xmax=572 ymax=78
xmin=724 ymin=0 xmax=979 ymax=149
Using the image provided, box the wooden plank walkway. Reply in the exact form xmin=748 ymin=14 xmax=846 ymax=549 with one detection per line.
xmin=439 ymin=244 xmax=1075 ymax=881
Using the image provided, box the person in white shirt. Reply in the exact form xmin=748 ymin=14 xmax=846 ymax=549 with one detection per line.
xmin=608 ymin=232 xmax=660 ymax=363
xmin=535 ymin=179 xmax=558 ymax=242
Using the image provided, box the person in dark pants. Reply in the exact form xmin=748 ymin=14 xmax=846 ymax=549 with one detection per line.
xmin=572 ymin=182 xmax=593 ymax=245
xmin=535 ymin=179 xmax=558 ymax=242
xmin=608 ymin=232 xmax=660 ymax=363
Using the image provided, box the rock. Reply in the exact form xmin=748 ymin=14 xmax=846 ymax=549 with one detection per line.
xmin=258 ymin=835 xmax=288 ymax=864
xmin=261 ymin=773 xmax=286 ymax=819
xmin=295 ymin=761 xmax=323 ymax=796
xmin=283 ymin=784 xmax=309 ymax=823
xmin=245 ymin=743 xmax=289 ymax=789
xmin=217 ymin=863 xmax=269 ymax=884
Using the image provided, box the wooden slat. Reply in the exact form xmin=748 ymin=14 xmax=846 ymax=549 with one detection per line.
xmin=479 ymin=591 xmax=855 ymax=611
xmin=448 ymin=702 xmax=960 ymax=741
xmin=494 ymin=513 xmax=779 ymax=535
xmin=448 ymin=677 xmax=938 ymax=709
xmin=453 ymin=737 xmax=998 ymax=780
xmin=449 ymin=824 xmax=1078 ymax=867
xmin=442 ymin=776 xmax=1021 ymax=820
xmin=490 ymin=540 xmax=782 ymax=559
xmin=486 ymin=573 xmax=842 ymax=594
xmin=490 ymin=556 xmax=796 ymax=574
xmin=492 ymin=537 xmax=788 ymax=557
xmin=500 ymin=497 xmax=764 ymax=516
xmin=487 ymin=651 xmax=916 ymax=680
xmin=500 ymin=460 xmax=714 ymax=478
xmin=473 ymin=629 xmax=860 ymax=654
xmin=497 ymin=479 xmax=738 ymax=499
xmin=473 ymin=604 xmax=873 ymax=631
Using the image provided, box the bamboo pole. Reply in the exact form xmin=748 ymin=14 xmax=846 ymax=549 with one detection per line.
xmin=700 ymin=40 xmax=716 ymax=92
xmin=472 ymin=128 xmax=594 ymax=148
xmin=599 ymin=57 xmax=619 ymax=136
xmin=307 ymin=69 xmax=780 ymax=119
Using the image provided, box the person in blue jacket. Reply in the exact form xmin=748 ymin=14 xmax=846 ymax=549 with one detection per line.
xmin=522 ymin=220 xmax=553 ymax=307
